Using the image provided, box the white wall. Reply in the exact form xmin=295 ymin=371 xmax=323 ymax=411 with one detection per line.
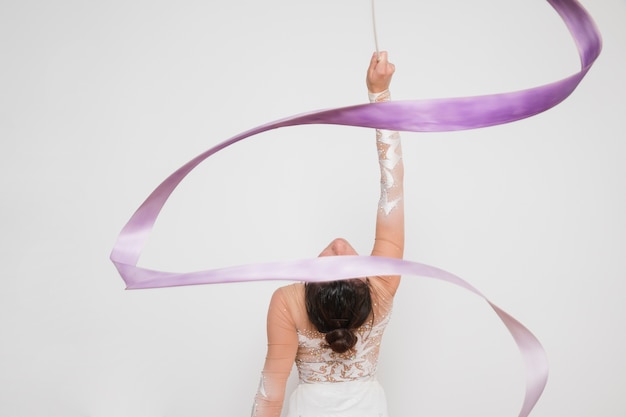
xmin=1 ymin=0 xmax=624 ymax=416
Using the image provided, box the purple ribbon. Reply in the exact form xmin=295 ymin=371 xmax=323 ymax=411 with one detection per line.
xmin=110 ymin=1 xmax=601 ymax=416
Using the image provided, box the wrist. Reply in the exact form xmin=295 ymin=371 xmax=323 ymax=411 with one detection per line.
xmin=368 ymin=89 xmax=391 ymax=103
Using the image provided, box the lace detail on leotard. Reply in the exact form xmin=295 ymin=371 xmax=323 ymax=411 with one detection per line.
xmin=295 ymin=310 xmax=392 ymax=383
xmin=370 ymin=89 xmax=403 ymax=216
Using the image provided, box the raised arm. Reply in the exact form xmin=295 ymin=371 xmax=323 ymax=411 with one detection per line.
xmin=367 ymin=52 xmax=405 ymax=295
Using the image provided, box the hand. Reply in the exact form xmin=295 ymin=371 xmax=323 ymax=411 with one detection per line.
xmin=366 ymin=51 xmax=395 ymax=93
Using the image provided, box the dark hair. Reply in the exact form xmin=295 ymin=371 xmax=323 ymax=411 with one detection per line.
xmin=304 ymin=279 xmax=373 ymax=353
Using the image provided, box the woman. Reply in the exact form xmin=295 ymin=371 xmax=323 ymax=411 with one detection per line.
xmin=252 ymin=51 xmax=404 ymax=417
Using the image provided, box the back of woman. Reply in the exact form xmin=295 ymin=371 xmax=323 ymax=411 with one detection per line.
xmin=283 ymin=277 xmax=395 ymax=382
xmin=266 ymin=277 xmax=396 ymax=417
xmin=252 ymin=51 xmax=404 ymax=417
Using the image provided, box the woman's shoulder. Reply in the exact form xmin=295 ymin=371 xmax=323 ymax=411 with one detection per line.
xmin=368 ymin=275 xmax=399 ymax=299
xmin=271 ymin=283 xmax=305 ymax=312
xmin=274 ymin=282 xmax=304 ymax=298
xmin=274 ymin=280 xmax=395 ymax=302
xmin=270 ymin=283 xmax=308 ymax=328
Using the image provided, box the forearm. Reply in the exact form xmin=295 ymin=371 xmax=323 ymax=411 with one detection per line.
xmin=370 ymin=89 xmax=405 ymax=260
xmin=251 ymin=362 xmax=291 ymax=417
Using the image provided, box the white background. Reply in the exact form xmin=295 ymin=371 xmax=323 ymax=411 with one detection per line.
xmin=1 ymin=0 xmax=624 ymax=416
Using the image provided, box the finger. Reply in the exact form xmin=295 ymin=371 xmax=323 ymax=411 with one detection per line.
xmin=377 ymin=51 xmax=388 ymax=65
xmin=368 ymin=52 xmax=379 ymax=72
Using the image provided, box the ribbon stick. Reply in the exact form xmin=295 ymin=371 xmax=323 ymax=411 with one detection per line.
xmin=371 ymin=0 xmax=380 ymax=58
xmin=110 ymin=1 xmax=601 ymax=416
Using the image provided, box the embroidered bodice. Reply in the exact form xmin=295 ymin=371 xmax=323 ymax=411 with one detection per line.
xmin=295 ymin=311 xmax=392 ymax=383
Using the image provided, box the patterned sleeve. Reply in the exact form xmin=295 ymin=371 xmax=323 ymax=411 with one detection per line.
xmin=369 ymin=89 xmax=405 ymax=296
xmin=251 ymin=287 xmax=298 ymax=417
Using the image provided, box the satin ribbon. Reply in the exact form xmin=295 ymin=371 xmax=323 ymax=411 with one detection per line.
xmin=110 ymin=1 xmax=601 ymax=416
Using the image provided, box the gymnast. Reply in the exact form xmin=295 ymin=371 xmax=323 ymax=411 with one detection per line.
xmin=252 ymin=51 xmax=403 ymax=417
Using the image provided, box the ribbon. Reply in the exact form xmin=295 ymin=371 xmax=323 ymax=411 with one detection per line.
xmin=110 ymin=1 xmax=601 ymax=416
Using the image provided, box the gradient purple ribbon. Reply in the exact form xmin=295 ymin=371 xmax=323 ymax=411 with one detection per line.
xmin=110 ymin=1 xmax=601 ymax=416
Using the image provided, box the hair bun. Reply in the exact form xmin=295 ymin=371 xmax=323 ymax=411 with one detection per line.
xmin=325 ymin=328 xmax=357 ymax=354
